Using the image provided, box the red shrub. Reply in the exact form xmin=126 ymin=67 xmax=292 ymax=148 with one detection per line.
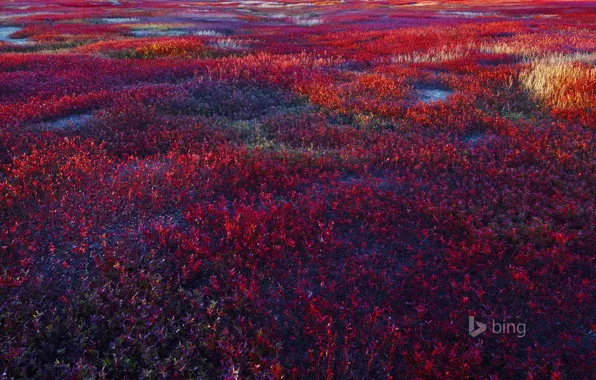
xmin=1 ymin=0 xmax=595 ymax=378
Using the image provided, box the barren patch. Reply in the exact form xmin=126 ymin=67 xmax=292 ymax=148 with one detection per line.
xmin=417 ymin=88 xmax=453 ymax=104
xmin=42 ymin=114 xmax=94 ymax=130
xmin=0 ymin=26 xmax=29 ymax=45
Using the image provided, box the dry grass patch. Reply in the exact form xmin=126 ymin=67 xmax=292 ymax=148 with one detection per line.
xmin=392 ymin=44 xmax=476 ymax=64
xmin=520 ymin=57 xmax=596 ymax=109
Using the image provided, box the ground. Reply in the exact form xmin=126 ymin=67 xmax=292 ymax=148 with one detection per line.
xmin=0 ymin=0 xmax=595 ymax=378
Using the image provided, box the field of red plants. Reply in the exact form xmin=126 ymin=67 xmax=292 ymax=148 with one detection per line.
xmin=1 ymin=0 xmax=595 ymax=378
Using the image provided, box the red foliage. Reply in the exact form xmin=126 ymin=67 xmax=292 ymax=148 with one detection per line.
xmin=1 ymin=0 xmax=595 ymax=378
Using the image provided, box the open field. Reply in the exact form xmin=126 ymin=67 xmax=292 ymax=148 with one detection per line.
xmin=0 ymin=0 xmax=595 ymax=378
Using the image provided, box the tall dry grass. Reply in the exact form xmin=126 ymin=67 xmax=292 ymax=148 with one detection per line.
xmin=520 ymin=55 xmax=596 ymax=109
xmin=391 ymin=44 xmax=476 ymax=63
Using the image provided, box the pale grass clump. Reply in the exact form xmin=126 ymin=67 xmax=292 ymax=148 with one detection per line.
xmin=292 ymin=17 xmax=324 ymax=26
xmin=480 ymin=40 xmax=596 ymax=61
xmin=532 ymin=52 xmax=596 ymax=64
xmin=409 ymin=1 xmax=439 ymax=6
xmin=480 ymin=42 xmax=543 ymax=58
xmin=192 ymin=30 xmax=223 ymax=37
xmin=392 ymin=44 xmax=476 ymax=64
xmin=520 ymin=58 xmax=596 ymax=109
xmin=212 ymin=38 xmax=254 ymax=50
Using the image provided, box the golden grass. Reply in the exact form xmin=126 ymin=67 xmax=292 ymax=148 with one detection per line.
xmin=392 ymin=44 xmax=476 ymax=64
xmin=520 ymin=57 xmax=596 ymax=109
xmin=480 ymin=41 xmax=542 ymax=58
